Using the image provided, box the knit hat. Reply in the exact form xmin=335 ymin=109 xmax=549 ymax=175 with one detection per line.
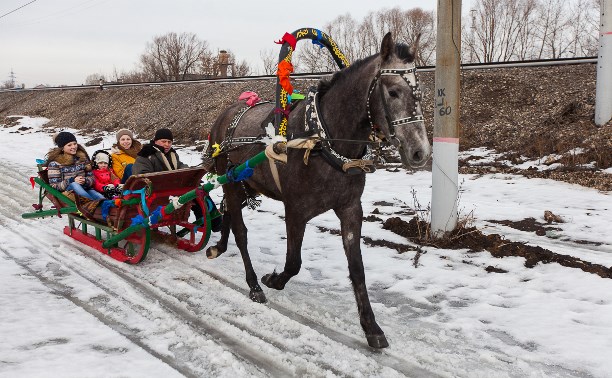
xmin=154 ymin=128 xmax=173 ymax=142
xmin=116 ymin=129 xmax=134 ymax=143
xmin=55 ymin=131 xmax=77 ymax=148
xmin=94 ymin=153 xmax=110 ymax=164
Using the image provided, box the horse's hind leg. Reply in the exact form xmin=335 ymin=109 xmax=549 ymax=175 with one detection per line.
xmin=336 ymin=203 xmax=389 ymax=349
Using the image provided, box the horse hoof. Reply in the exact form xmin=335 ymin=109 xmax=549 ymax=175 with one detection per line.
xmin=206 ymin=246 xmax=220 ymax=259
xmin=261 ymin=273 xmax=285 ymax=290
xmin=366 ymin=334 xmax=389 ymax=349
xmin=261 ymin=273 xmax=274 ymax=288
xmin=249 ymin=289 xmax=267 ymax=303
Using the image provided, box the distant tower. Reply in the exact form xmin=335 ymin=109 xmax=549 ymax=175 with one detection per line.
xmin=218 ymin=50 xmax=230 ymax=77
xmin=9 ymin=69 xmax=16 ymax=88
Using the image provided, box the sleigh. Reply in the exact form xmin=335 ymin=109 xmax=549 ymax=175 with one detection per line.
xmin=22 ymin=154 xmax=266 ymax=264
xmin=23 ymin=166 xmax=215 ymax=264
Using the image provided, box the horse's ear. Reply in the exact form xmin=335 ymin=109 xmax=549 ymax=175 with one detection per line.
xmin=410 ymin=33 xmax=421 ymax=61
xmin=380 ymin=32 xmax=394 ymax=61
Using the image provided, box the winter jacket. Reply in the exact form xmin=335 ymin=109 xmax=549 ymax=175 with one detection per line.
xmin=45 ymin=145 xmax=94 ymax=192
xmin=132 ymin=143 xmax=187 ymax=175
xmin=110 ymin=140 xmax=142 ymax=179
xmin=92 ymin=168 xmax=121 ymax=192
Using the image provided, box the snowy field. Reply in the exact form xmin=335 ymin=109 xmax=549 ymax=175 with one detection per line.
xmin=0 ymin=116 xmax=611 ymax=377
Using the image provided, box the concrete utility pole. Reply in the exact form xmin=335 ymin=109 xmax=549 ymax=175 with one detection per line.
xmin=431 ymin=0 xmax=461 ymax=237
xmin=596 ymin=0 xmax=612 ymax=126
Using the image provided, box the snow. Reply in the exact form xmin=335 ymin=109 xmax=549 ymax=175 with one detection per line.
xmin=1 ymin=116 xmax=611 ymax=377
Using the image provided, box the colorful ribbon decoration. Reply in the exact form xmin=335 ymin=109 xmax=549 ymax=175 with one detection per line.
xmin=277 ymin=60 xmax=294 ymax=95
xmin=101 ymin=199 xmax=116 ymax=221
xmin=312 ymin=29 xmax=325 ymax=49
xmin=274 ymin=107 xmax=290 ymax=117
xmin=274 ymin=32 xmax=297 ymax=50
xmin=238 ymin=91 xmax=261 ymax=107
xmin=211 ymin=143 xmax=222 ymax=157
xmin=149 ymin=205 xmax=164 ymax=225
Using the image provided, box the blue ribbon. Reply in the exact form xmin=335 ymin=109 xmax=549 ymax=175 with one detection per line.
xmin=101 ymin=200 xmax=116 ymax=221
xmin=226 ymin=160 xmax=254 ymax=183
xmin=235 ymin=160 xmax=254 ymax=181
xmin=130 ymin=214 xmax=148 ymax=227
xmin=122 ymin=187 xmax=149 ymax=216
xmin=312 ymin=29 xmax=324 ymax=49
xmin=149 ymin=205 xmax=163 ymax=225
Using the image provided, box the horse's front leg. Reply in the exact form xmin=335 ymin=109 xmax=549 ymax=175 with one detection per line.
xmin=261 ymin=211 xmax=307 ymax=290
xmin=206 ymin=211 xmax=231 ymax=259
xmin=336 ymin=202 xmax=389 ymax=349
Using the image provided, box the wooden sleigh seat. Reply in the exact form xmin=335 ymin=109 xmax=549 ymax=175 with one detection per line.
xmin=37 ymin=167 xmax=208 ymax=232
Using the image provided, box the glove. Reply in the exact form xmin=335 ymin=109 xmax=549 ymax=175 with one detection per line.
xmin=104 ymin=184 xmax=115 ymax=190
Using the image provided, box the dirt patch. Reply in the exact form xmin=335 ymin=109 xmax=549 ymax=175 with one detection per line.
xmin=316 ymin=225 xmax=417 ymax=254
xmin=383 ymin=216 xmax=612 ymax=279
xmin=487 ymin=218 xmax=561 ymax=236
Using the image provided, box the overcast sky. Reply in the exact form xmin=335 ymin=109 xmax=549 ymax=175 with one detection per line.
xmin=0 ymin=0 xmax=474 ymax=87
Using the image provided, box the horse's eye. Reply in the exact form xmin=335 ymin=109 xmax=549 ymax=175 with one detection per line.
xmin=388 ymin=90 xmax=399 ymax=98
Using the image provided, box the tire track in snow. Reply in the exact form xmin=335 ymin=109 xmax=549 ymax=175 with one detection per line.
xmin=0 ymin=245 xmax=199 ymax=378
xmin=154 ymin=244 xmax=437 ymax=378
xmin=0 ymin=224 xmax=295 ymax=377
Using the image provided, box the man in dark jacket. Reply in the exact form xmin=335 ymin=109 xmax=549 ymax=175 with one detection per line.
xmin=133 ymin=128 xmax=222 ymax=231
xmin=132 ymin=128 xmax=187 ymax=174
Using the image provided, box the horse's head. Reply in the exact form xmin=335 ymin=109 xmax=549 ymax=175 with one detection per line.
xmin=367 ymin=32 xmax=431 ymax=168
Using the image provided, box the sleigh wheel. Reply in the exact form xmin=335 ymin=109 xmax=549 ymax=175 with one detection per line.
xmin=176 ymin=196 xmax=211 ymax=252
xmin=118 ymin=228 xmax=151 ymax=264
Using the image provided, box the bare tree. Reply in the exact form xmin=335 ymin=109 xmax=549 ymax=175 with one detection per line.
xmin=231 ymin=59 xmax=251 ymax=77
xmin=403 ymin=8 xmax=436 ymax=65
xmin=259 ymin=48 xmax=277 ymax=75
xmin=1 ymin=80 xmax=14 ymax=89
xmin=84 ymin=73 xmax=105 ymax=85
xmin=534 ymin=0 xmax=573 ymax=59
xmin=140 ymin=32 xmax=206 ymax=81
xmin=295 ymin=15 xmax=360 ymax=73
xmin=198 ymin=47 xmax=218 ymax=78
xmin=567 ymin=0 xmax=599 ymax=56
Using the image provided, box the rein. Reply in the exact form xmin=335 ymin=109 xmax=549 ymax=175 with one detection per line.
xmin=300 ymin=88 xmax=376 ymax=175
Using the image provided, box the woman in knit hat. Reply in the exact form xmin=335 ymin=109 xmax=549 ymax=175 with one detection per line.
xmin=110 ymin=128 xmax=142 ymax=182
xmin=45 ymin=131 xmax=105 ymax=200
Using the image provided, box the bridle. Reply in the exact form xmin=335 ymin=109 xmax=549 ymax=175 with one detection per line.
xmin=365 ymin=62 xmax=424 ymax=145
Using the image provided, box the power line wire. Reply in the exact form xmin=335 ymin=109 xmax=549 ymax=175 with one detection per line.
xmin=0 ymin=0 xmax=38 ymax=20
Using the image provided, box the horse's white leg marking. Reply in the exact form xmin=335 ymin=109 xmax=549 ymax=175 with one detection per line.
xmin=343 ymin=232 xmax=354 ymax=250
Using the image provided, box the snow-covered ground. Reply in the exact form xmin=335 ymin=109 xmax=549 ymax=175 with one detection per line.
xmin=1 ymin=116 xmax=611 ymax=377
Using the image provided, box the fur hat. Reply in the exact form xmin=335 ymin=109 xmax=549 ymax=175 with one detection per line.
xmin=154 ymin=128 xmax=173 ymax=142
xmin=116 ymin=129 xmax=134 ymax=143
xmin=94 ymin=153 xmax=110 ymax=164
xmin=54 ymin=131 xmax=77 ymax=148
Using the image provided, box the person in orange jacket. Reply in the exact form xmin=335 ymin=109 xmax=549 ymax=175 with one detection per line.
xmin=111 ymin=129 xmax=142 ymax=183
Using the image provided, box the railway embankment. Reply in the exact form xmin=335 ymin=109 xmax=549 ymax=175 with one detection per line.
xmin=1 ymin=63 xmax=610 ymax=190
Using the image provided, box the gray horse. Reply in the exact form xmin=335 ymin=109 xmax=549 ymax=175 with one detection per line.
xmin=206 ymin=32 xmax=431 ymax=348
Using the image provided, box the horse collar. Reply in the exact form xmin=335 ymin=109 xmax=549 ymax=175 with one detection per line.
xmin=304 ymin=88 xmax=375 ymax=175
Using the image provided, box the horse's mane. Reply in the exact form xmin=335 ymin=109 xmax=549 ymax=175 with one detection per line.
xmin=317 ymin=43 xmax=415 ymax=97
